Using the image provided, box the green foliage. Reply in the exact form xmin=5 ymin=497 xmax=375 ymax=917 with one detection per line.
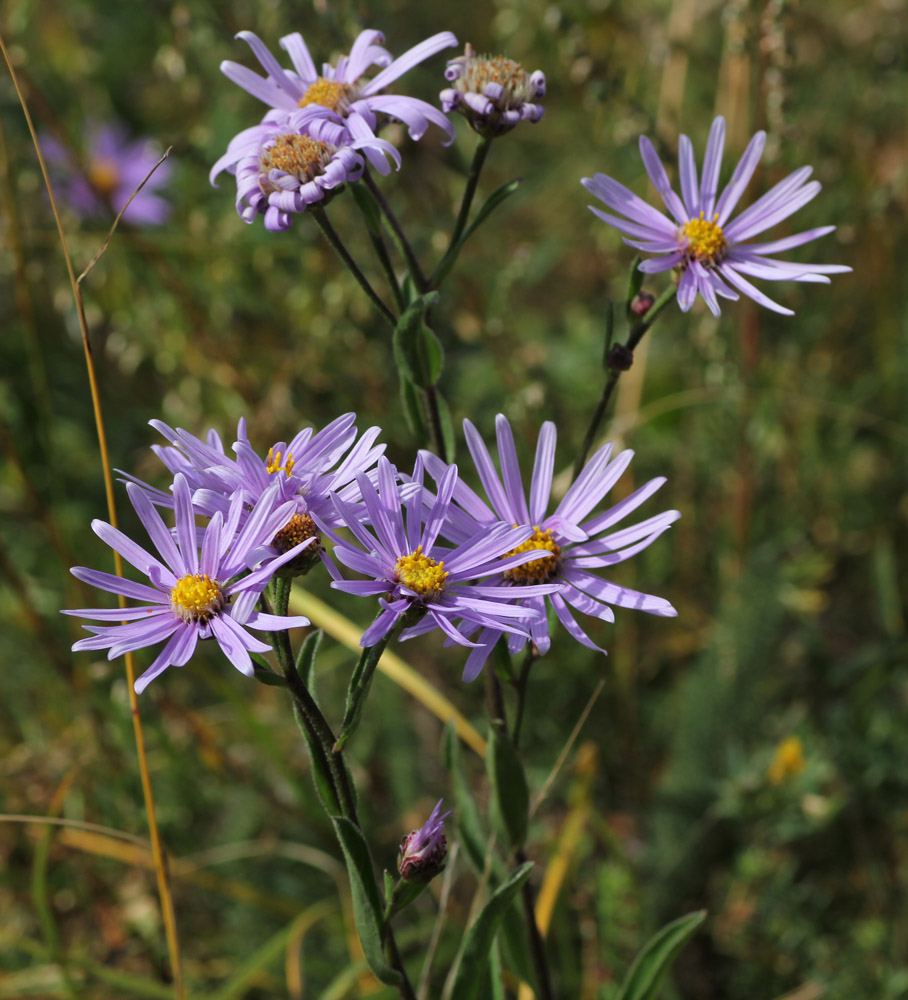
xmin=614 ymin=911 xmax=706 ymax=1000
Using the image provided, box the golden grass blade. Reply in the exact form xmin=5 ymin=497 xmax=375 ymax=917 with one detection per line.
xmin=289 ymin=590 xmax=487 ymax=758
xmin=0 ymin=32 xmax=183 ymax=996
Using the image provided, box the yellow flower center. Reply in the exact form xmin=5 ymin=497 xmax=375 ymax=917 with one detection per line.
xmin=767 ymin=735 xmax=806 ymax=785
xmin=298 ymin=78 xmax=354 ymax=112
xmin=261 ymin=135 xmax=332 ymax=183
xmin=502 ymin=527 xmax=561 ymax=585
xmin=170 ymin=573 xmax=225 ymax=623
xmin=273 ymin=513 xmax=319 ymax=554
xmin=682 ymin=212 xmax=727 ymax=263
xmin=395 ymin=546 xmax=448 ymax=599
xmin=266 ymin=447 xmax=295 ymax=477
xmin=89 ymin=157 xmax=119 ymax=197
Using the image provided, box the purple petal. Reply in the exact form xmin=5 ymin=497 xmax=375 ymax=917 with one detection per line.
xmin=699 ymin=116 xmax=726 ymax=218
xmin=134 ymin=624 xmax=197 ymax=693
xmin=495 ymin=415 xmax=530 ymax=523
xmin=364 ymin=31 xmax=458 ymax=92
xmin=717 ymin=264 xmax=795 ymax=315
xmin=715 ymin=130 xmax=766 ymax=225
xmin=639 ymin=136 xmax=688 ymax=225
xmin=529 ymin=422 xmax=557 ymax=524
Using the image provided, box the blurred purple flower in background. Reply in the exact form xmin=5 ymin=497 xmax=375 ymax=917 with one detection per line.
xmin=64 ymin=476 xmax=310 ymax=693
xmin=583 ymin=115 xmax=850 ymax=316
xmin=43 ymin=121 xmax=171 ymax=226
xmin=220 ymin=28 xmax=457 ymax=171
xmin=441 ymin=43 xmax=545 ymax=136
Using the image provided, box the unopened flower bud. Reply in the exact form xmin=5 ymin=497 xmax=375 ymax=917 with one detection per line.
xmin=606 ymin=344 xmax=634 ymax=371
xmin=630 ymin=291 xmax=655 ymax=317
xmin=398 ymin=800 xmax=451 ymax=884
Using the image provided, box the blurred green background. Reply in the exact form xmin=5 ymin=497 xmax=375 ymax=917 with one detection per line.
xmin=1 ymin=0 xmax=906 ymax=996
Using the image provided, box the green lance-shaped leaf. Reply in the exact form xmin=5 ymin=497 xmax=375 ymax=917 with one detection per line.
xmin=392 ymin=292 xmax=443 ymax=389
xmin=291 ymin=700 xmax=342 ymax=817
xmin=400 ymin=375 xmax=428 ymax=440
xmin=295 ymin=628 xmax=322 ymax=692
xmin=625 ymin=255 xmax=644 ymax=309
xmin=349 ymin=180 xmax=383 ymax=234
xmin=615 ymin=910 xmax=707 ymax=1000
xmin=434 ymin=178 xmax=522 ymax=287
xmin=487 ymin=723 xmax=530 ymax=851
xmin=331 ymin=817 xmax=403 ymax=988
xmin=461 ymin=178 xmax=522 ymax=244
xmin=446 ymin=862 xmax=534 ymax=1000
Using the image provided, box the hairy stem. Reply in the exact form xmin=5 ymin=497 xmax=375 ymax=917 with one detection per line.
xmin=362 ymin=169 xmax=428 ymax=293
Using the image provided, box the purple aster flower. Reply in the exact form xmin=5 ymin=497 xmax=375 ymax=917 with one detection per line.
xmin=210 ymin=107 xmax=398 ymax=230
xmin=42 ymin=121 xmax=171 ymax=226
xmin=64 ymin=474 xmax=311 ymax=693
xmin=220 ymin=28 xmax=457 ymax=172
xmin=129 ymin=414 xmax=385 ymax=575
xmin=419 ymin=415 xmax=678 ymax=680
xmin=440 ymin=44 xmax=545 ymax=137
xmin=582 ymin=116 xmax=851 ymax=316
xmin=317 ymin=456 xmax=559 ymax=652
xmin=398 ymin=799 xmax=451 ymax=883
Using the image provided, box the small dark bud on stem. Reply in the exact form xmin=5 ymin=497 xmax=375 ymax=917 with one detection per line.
xmin=607 ymin=344 xmax=634 ymax=371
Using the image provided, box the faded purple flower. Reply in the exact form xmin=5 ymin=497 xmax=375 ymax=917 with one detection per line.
xmin=43 ymin=121 xmax=171 ymax=226
xmin=220 ymin=28 xmax=457 ymax=172
xmin=64 ymin=475 xmax=310 ymax=693
xmin=317 ymin=456 xmax=558 ymax=651
xmin=398 ymin=799 xmax=451 ymax=883
xmin=420 ymin=415 xmax=678 ymax=680
xmin=210 ymin=107 xmax=398 ymax=230
xmin=582 ymin=116 xmax=851 ymax=315
xmin=440 ymin=43 xmax=545 ymax=136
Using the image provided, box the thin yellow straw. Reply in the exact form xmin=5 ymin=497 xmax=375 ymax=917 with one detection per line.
xmin=0 ymin=34 xmax=184 ymax=997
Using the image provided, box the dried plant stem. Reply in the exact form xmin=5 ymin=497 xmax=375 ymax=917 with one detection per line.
xmin=0 ymin=32 xmax=184 ymax=998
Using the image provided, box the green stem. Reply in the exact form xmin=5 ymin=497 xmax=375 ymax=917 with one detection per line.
xmin=510 ymin=647 xmax=537 ymax=750
xmin=334 ymin=613 xmax=412 ymax=752
xmin=421 ymin=382 xmax=448 ymax=461
xmin=310 ymin=207 xmax=397 ymax=328
xmin=572 ymin=282 xmax=677 ymax=478
xmin=430 ymin=136 xmax=492 ymax=288
xmin=362 ymin=169 xmax=428 ymax=293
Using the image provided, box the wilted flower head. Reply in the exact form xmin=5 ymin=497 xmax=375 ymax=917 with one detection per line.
xmin=220 ymin=28 xmax=457 ymax=172
xmin=210 ymin=107 xmax=398 ymax=230
xmin=318 ymin=456 xmax=558 ymax=650
xmin=398 ymin=799 xmax=451 ymax=883
xmin=440 ymin=43 xmax=545 ymax=137
xmin=420 ymin=416 xmax=678 ymax=680
xmin=582 ymin=115 xmax=850 ymax=316
xmin=64 ymin=475 xmax=310 ymax=693
xmin=42 ymin=121 xmax=171 ymax=226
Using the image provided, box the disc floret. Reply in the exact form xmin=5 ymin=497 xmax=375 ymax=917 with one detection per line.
xmin=299 ymin=79 xmax=355 ymax=113
xmin=170 ymin=573 xmax=226 ymax=623
xmin=395 ymin=545 xmax=448 ymax=600
xmin=681 ymin=212 xmax=727 ymax=264
xmin=502 ymin=527 xmax=561 ymax=585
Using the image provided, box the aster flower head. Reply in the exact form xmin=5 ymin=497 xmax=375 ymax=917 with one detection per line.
xmin=64 ymin=474 xmax=311 ymax=694
xmin=211 ymin=107 xmax=398 ymax=230
xmin=131 ymin=414 xmax=385 ymax=574
xmin=420 ymin=416 xmax=679 ymax=680
xmin=582 ymin=115 xmax=851 ymax=316
xmin=220 ymin=28 xmax=457 ymax=173
xmin=42 ymin=121 xmax=171 ymax=226
xmin=440 ymin=43 xmax=545 ymax=137
xmin=318 ymin=456 xmax=559 ymax=652
xmin=398 ymin=799 xmax=451 ymax=884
